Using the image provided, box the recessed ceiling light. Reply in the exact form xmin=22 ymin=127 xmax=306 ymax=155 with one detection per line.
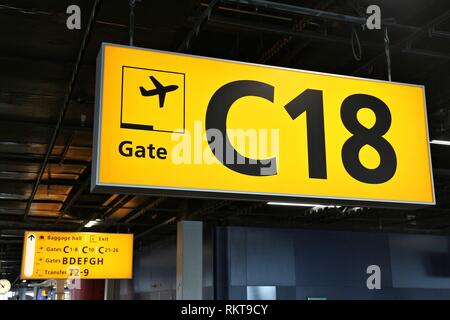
xmin=430 ymin=140 xmax=450 ymax=146
xmin=84 ymin=219 xmax=102 ymax=228
xmin=267 ymin=202 xmax=319 ymax=207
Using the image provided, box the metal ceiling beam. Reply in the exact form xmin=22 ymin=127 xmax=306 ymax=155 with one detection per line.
xmin=258 ymin=0 xmax=334 ymax=64
xmin=75 ymin=194 xmax=133 ymax=231
xmin=209 ymin=15 xmax=450 ymax=63
xmin=199 ymin=2 xmax=293 ymax=21
xmin=178 ymin=0 xmax=220 ymax=51
xmin=135 ymin=200 xmax=230 ymax=242
xmin=429 ymin=28 xmax=450 ymax=40
xmin=0 ymin=153 xmax=90 ymax=166
xmin=124 ymin=197 xmax=167 ymax=223
xmin=0 ymin=178 xmax=82 ymax=186
xmin=209 ymin=15 xmax=382 ymax=47
xmin=23 ymin=0 xmax=102 ymax=220
xmin=0 ymin=212 xmax=82 ymax=224
xmin=100 ymin=195 xmax=133 ymax=220
xmin=402 ymin=48 xmax=450 ymax=60
xmin=352 ymin=9 xmax=450 ymax=76
xmin=0 ymin=240 xmax=22 ymax=244
xmin=222 ymin=0 xmax=420 ymax=32
xmin=0 ymin=256 xmax=21 ymax=260
xmin=55 ymin=175 xmax=90 ymax=224
xmin=134 ymin=216 xmax=176 ymax=241
xmin=0 ymin=120 xmax=92 ymax=133
xmin=72 ymin=204 xmax=177 ymax=212
xmin=434 ymin=169 xmax=450 ymax=177
xmin=0 ymin=220 xmax=74 ymax=230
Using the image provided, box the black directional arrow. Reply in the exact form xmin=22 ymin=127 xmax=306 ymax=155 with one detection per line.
xmin=28 ymin=234 xmax=35 ymax=241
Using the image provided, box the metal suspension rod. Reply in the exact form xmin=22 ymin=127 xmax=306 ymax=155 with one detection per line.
xmin=129 ymin=0 xmax=136 ymax=46
xmin=23 ymin=0 xmax=103 ymax=220
xmin=384 ymin=27 xmax=392 ymax=81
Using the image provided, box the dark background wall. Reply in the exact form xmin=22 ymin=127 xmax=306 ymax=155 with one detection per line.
xmin=129 ymin=226 xmax=450 ymax=300
xmin=132 ymin=236 xmax=177 ymax=300
xmin=131 ymin=225 xmax=215 ymax=300
xmin=217 ymin=227 xmax=450 ymax=300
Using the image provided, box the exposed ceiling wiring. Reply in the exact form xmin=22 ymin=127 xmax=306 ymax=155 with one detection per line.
xmin=0 ymin=4 xmax=53 ymax=16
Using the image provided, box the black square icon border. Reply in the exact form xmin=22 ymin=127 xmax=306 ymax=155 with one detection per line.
xmin=120 ymin=65 xmax=186 ymax=134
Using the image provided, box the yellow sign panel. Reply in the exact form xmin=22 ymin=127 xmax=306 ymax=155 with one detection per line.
xmin=92 ymin=43 xmax=434 ymax=206
xmin=20 ymin=231 xmax=133 ymax=279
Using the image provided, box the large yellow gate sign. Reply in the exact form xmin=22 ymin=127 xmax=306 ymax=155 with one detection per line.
xmin=92 ymin=43 xmax=434 ymax=207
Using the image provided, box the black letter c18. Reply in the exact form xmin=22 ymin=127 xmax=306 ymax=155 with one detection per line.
xmin=205 ymin=80 xmax=277 ymax=176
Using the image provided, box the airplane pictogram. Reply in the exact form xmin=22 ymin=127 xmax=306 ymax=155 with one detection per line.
xmin=139 ymin=75 xmax=179 ymax=108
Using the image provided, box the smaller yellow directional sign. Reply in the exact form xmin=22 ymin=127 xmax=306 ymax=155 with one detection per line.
xmin=20 ymin=231 xmax=133 ymax=279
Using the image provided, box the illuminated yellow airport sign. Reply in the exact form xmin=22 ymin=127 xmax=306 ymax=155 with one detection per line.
xmin=92 ymin=43 xmax=434 ymax=206
xmin=20 ymin=231 xmax=133 ymax=279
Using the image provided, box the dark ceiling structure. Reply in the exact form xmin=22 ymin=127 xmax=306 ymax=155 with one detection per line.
xmin=0 ymin=0 xmax=449 ymax=284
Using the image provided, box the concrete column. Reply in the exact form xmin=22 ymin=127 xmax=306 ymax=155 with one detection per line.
xmin=104 ymin=279 xmax=120 ymax=300
xmin=33 ymin=286 xmax=39 ymax=300
xmin=55 ymin=279 xmax=65 ymax=300
xmin=176 ymin=220 xmax=203 ymax=300
xmin=18 ymin=285 xmax=27 ymax=300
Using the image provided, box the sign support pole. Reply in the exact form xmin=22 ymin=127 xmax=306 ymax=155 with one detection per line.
xmin=55 ymin=279 xmax=65 ymax=300
xmin=176 ymin=221 xmax=203 ymax=300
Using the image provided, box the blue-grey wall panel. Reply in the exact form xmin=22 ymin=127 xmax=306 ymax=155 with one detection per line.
xmin=129 ymin=226 xmax=450 ymax=300
xmin=246 ymin=228 xmax=296 ymax=286
xmin=294 ymin=230 xmax=392 ymax=288
xmin=119 ymin=279 xmax=134 ymax=300
xmin=215 ymin=226 xmax=229 ymax=299
xmin=296 ymin=286 xmax=395 ymax=300
xmin=391 ymin=288 xmax=450 ymax=300
xmin=276 ymin=286 xmax=296 ymax=300
xmin=133 ymin=237 xmax=177 ymax=298
xmin=389 ymin=234 xmax=450 ymax=289
xmin=228 ymin=227 xmax=247 ymax=286
xmin=220 ymin=226 xmax=450 ymax=300
xmin=203 ymin=224 xmax=215 ymax=299
xmin=229 ymin=286 xmax=246 ymax=300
